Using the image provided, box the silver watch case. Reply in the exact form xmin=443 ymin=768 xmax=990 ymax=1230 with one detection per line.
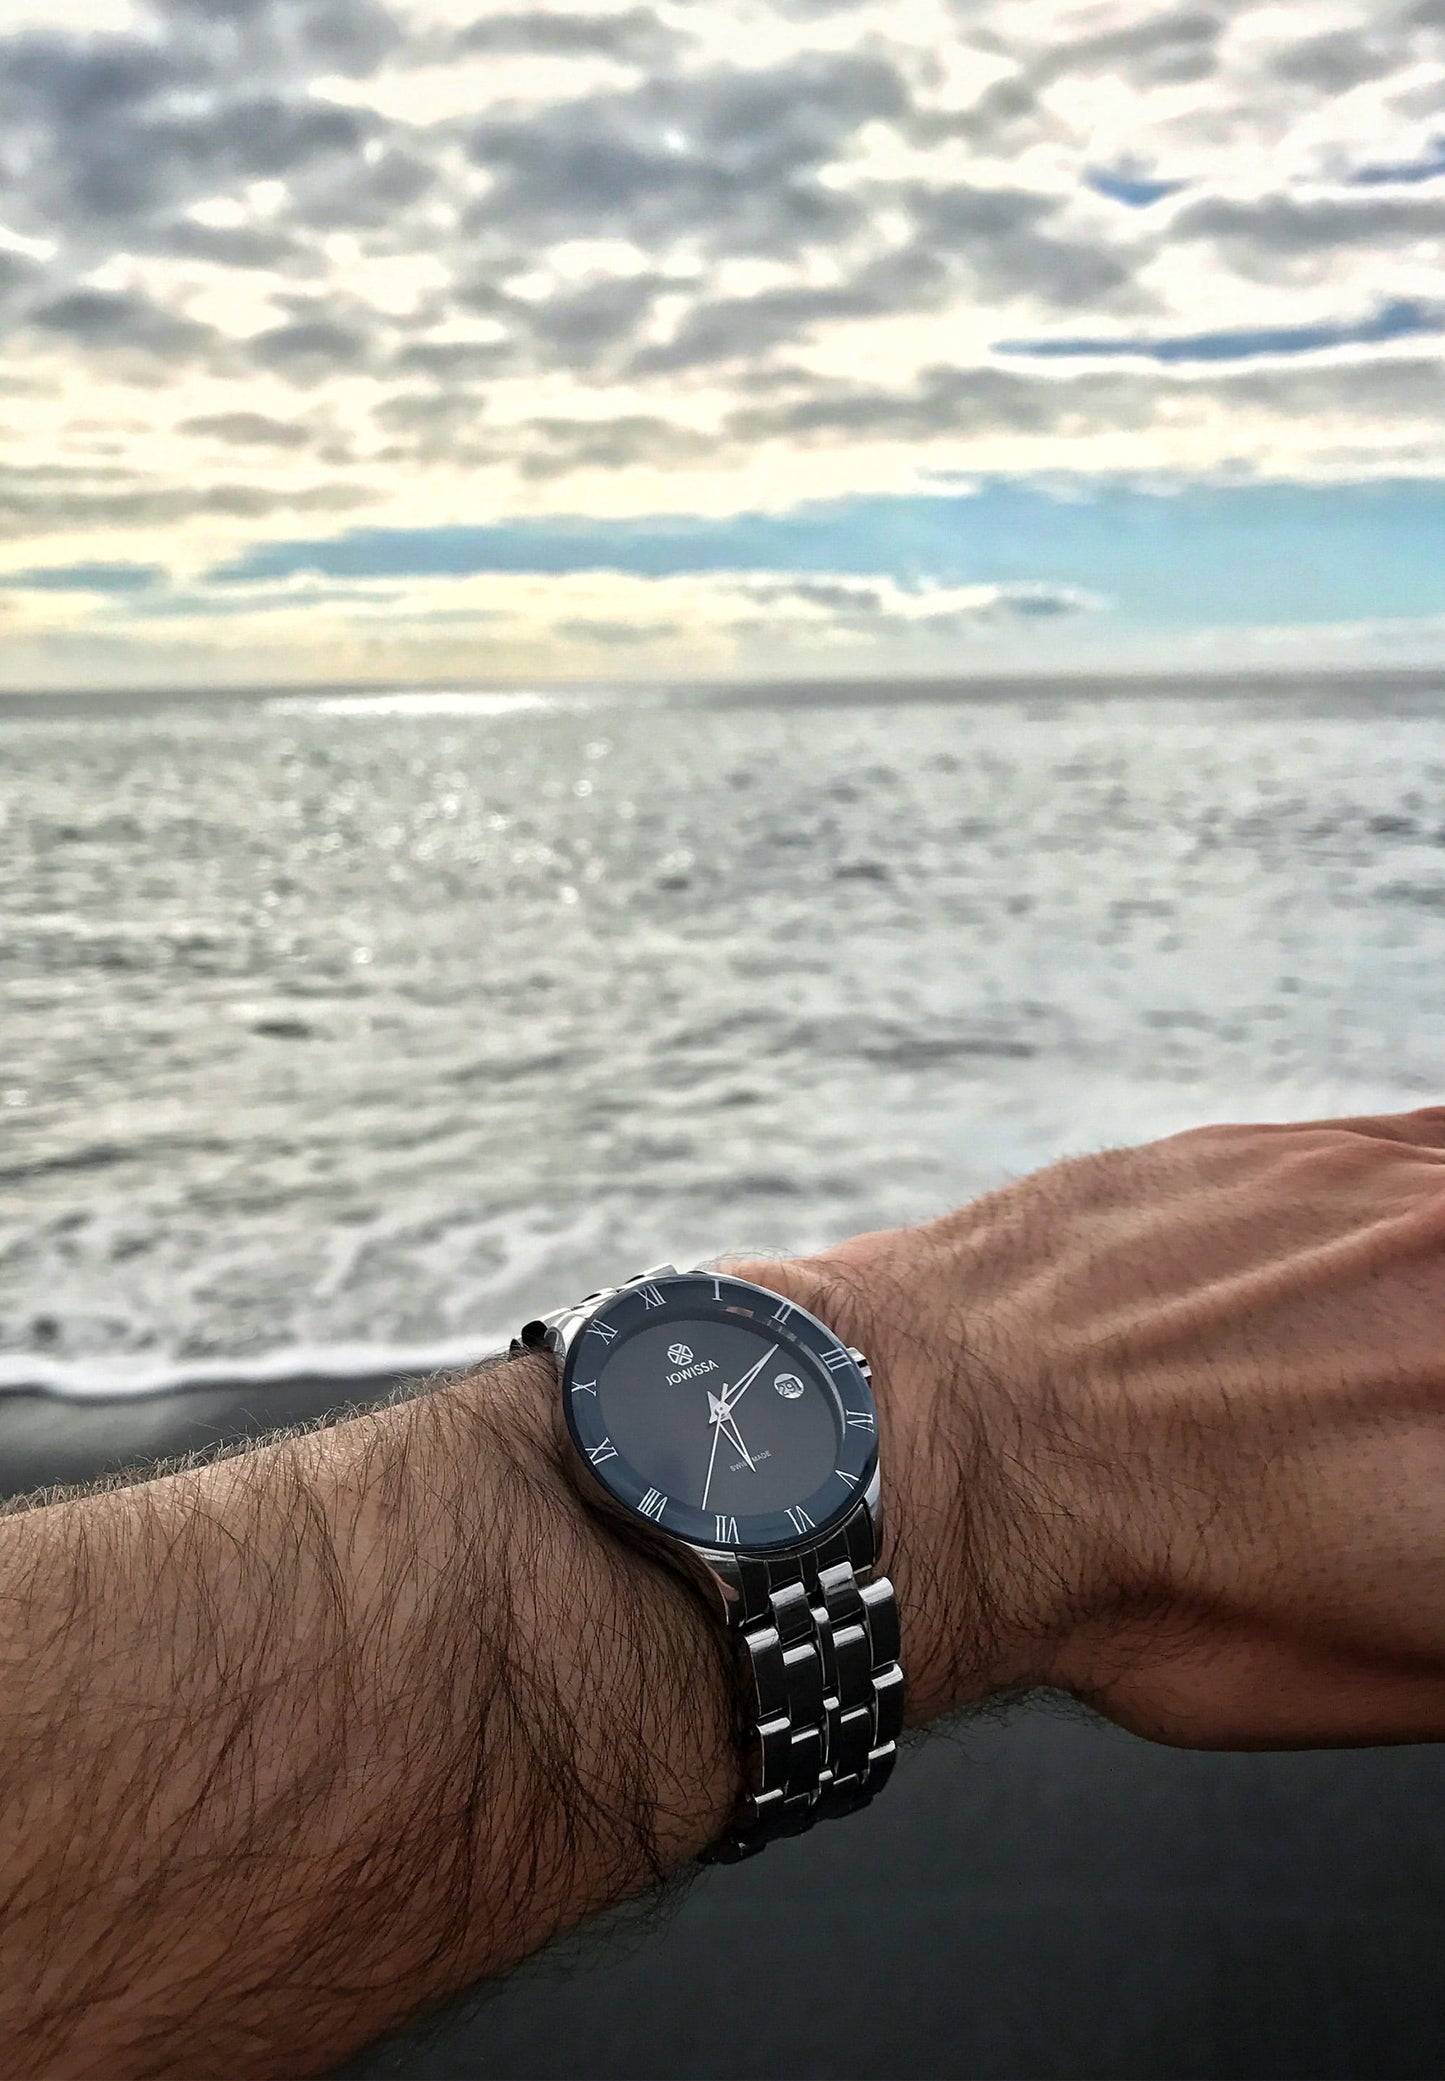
xmin=520 ymin=1265 xmax=885 ymax=1626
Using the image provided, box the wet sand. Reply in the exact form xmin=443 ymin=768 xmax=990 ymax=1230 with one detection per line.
xmin=0 ymin=1371 xmax=411 ymax=1499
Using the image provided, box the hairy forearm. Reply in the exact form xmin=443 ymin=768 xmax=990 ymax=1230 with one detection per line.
xmin=0 ymin=1354 xmax=737 ymax=2078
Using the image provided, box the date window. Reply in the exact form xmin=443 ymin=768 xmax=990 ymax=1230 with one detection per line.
xmin=773 ymin=1372 xmax=805 ymax=1400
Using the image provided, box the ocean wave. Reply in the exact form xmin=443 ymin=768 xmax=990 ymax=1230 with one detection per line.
xmin=0 ymin=1335 xmax=504 ymax=1404
xmin=264 ymin=689 xmax=594 ymax=719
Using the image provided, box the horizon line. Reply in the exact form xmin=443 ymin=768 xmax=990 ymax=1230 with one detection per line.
xmin=4 ymin=663 xmax=1445 ymax=712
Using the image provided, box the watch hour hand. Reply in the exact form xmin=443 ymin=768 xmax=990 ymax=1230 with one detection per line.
xmin=707 ymin=1392 xmax=755 ymax=1469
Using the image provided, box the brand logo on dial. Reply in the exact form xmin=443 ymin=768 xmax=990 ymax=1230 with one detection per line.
xmin=667 ymin=1343 xmax=693 ymax=1366
xmin=667 ymin=1356 xmax=719 ymax=1384
xmin=774 ymin=1372 xmax=805 ymax=1400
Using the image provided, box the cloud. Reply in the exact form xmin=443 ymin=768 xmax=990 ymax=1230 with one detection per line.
xmin=150 ymin=218 xmax=306 ymax=270
xmin=0 ymin=561 xmax=164 ymax=592
xmin=513 ymin=415 xmax=719 ymax=478
xmin=451 ymin=7 xmax=684 ymax=64
xmin=629 ymin=247 xmax=949 ymax=374
xmin=0 ymin=463 xmax=371 ymax=537
xmin=620 ymin=177 xmax=1146 ymax=378
xmin=727 ymin=573 xmax=1104 ymax=627
xmin=909 ymin=181 xmax=1139 ymax=306
xmin=462 ymin=49 xmax=910 ymax=253
xmin=23 ymin=286 xmax=218 ymax=359
xmin=0 ymin=46 xmax=374 ymax=239
xmin=528 ymin=569 xmax=1109 ymax=657
xmin=1040 ymin=6 xmax=1227 ymax=90
xmin=181 ymin=410 xmax=316 ymax=448
xmin=1267 ymin=28 xmax=1404 ymax=92
xmin=503 ymin=269 xmax=678 ymax=372
xmin=245 ymin=312 xmax=375 ymax=380
xmin=723 ymin=363 xmax=1138 ymax=443
xmin=0 ymin=246 xmax=45 ymax=318
xmin=919 ymin=3 xmax=1225 ymax=152
xmin=1172 ymin=189 xmax=1445 ymax=271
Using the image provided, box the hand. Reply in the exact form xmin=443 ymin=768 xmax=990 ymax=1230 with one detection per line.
xmin=732 ymin=1108 xmax=1445 ymax=1748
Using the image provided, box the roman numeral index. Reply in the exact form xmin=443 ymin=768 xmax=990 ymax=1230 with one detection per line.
xmin=772 ymin=1298 xmax=794 ymax=1323
xmin=845 ymin=1410 xmax=876 ymax=1431
xmin=638 ymin=1284 xmax=665 ymax=1309
xmin=638 ymin=1488 xmax=668 ymax=1521
xmin=821 ymin=1348 xmax=851 ymax=1373
xmin=836 ymin=1467 xmax=858 ymax=1487
xmin=785 ymin=1504 xmax=815 ymax=1535
xmin=586 ymin=1320 xmax=617 ymax=1343
xmin=711 ymin=1277 xmax=723 ymax=1301
xmin=573 ymin=1378 xmax=598 ymax=1395
xmin=714 ymin=1515 xmax=739 ymax=1545
xmin=587 ymin=1438 xmax=618 ymax=1465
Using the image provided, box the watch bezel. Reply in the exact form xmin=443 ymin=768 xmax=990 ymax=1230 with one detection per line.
xmin=559 ymin=1270 xmax=879 ymax=1555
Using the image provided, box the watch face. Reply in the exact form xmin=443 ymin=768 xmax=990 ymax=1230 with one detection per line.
xmin=560 ymin=1272 xmax=877 ymax=1553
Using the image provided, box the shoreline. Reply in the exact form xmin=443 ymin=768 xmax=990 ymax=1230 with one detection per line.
xmin=0 ymin=1366 xmax=429 ymax=1502
xmin=0 ymin=1335 xmax=496 ymax=1404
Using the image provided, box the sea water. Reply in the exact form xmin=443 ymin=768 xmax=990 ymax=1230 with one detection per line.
xmin=4 ymin=678 xmax=1445 ymax=1393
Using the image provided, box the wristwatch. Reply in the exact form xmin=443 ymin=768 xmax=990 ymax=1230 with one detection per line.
xmin=512 ymin=1264 xmax=904 ymax=1860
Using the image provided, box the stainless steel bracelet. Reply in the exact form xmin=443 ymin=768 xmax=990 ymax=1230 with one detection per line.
xmin=703 ymin=1505 xmax=904 ymax=1862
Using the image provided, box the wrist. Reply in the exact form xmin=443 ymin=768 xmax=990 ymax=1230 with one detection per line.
xmin=446 ymin=1351 xmax=742 ymax=1869
xmin=727 ymin=1214 xmax=1097 ymax=1726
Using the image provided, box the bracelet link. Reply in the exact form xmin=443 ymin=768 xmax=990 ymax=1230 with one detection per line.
xmin=704 ymin=1503 xmax=903 ymax=1862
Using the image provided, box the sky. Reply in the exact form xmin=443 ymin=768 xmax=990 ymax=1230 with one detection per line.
xmin=1 ymin=0 xmax=1444 ymax=689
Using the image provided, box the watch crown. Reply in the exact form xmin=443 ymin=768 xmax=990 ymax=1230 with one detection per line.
xmin=847 ymin=1346 xmax=872 ymax=1379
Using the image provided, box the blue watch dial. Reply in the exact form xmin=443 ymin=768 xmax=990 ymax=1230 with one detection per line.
xmin=561 ymin=1272 xmax=877 ymax=1552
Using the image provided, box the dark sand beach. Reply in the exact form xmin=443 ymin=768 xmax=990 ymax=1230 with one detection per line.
xmin=0 ymin=1371 xmax=415 ymax=1499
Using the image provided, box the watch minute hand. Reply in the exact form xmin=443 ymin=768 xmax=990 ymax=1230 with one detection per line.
xmin=718 ymin=1343 xmax=779 ymax=1417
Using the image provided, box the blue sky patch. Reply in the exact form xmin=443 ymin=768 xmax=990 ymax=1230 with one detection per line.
xmin=1351 ymin=138 xmax=1445 ymax=185
xmin=997 ymin=299 xmax=1440 ymax=363
xmin=213 ymin=480 xmax=1445 ymax=630
xmin=1085 ymin=169 xmax=1187 ymax=207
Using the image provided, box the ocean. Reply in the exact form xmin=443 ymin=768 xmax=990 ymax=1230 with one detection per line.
xmin=5 ymin=674 xmax=1445 ymax=1399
